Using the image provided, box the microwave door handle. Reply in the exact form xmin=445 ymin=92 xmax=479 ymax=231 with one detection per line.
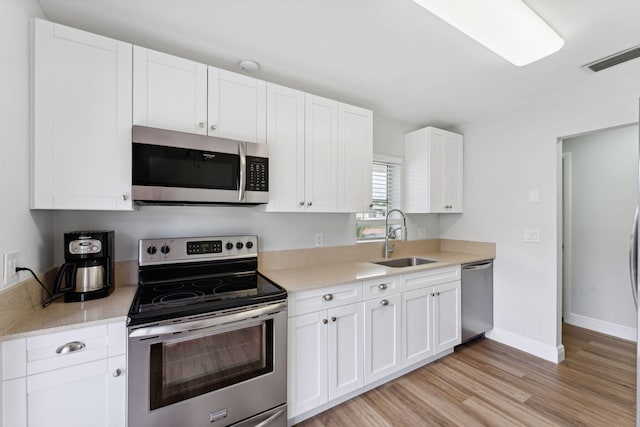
xmin=238 ymin=142 xmax=246 ymax=202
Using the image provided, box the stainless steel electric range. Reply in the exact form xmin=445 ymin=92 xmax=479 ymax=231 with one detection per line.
xmin=127 ymin=235 xmax=287 ymax=427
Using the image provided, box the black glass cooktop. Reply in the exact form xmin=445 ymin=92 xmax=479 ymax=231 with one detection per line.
xmin=128 ymin=271 xmax=286 ymax=326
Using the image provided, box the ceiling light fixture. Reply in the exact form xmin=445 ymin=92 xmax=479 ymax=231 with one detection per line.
xmin=239 ymin=59 xmax=260 ymax=73
xmin=410 ymin=0 xmax=564 ymax=66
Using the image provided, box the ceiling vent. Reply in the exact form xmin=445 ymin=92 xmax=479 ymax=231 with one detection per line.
xmin=582 ymin=45 xmax=640 ymax=73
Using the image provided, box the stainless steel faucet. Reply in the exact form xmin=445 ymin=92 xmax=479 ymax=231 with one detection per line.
xmin=384 ymin=209 xmax=407 ymax=259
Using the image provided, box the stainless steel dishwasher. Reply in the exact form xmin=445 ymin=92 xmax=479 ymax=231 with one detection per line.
xmin=460 ymin=260 xmax=494 ymax=343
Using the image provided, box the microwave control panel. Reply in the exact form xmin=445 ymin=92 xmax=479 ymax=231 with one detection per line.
xmin=246 ymin=157 xmax=268 ymax=192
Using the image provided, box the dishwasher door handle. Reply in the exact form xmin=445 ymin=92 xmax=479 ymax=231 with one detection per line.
xmin=463 ymin=262 xmax=493 ymax=271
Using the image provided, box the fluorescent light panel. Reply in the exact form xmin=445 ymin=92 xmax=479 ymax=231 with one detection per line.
xmin=411 ymin=0 xmax=564 ymax=66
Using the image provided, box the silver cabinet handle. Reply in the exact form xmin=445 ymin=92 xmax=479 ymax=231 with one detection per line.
xmin=436 ymin=291 xmax=440 ymax=296
xmin=380 ymin=299 xmax=389 ymax=306
xmin=112 ymin=369 xmax=122 ymax=377
xmin=198 ymin=122 xmax=205 ymax=128
xmin=122 ymin=194 xmax=128 ymax=201
xmin=299 ymin=201 xmax=305 ymax=206
xmin=55 ymin=341 xmax=85 ymax=355
xmin=331 ymin=316 xmax=337 ymax=322
xmin=629 ymin=207 xmax=638 ymax=308
xmin=322 ymin=319 xmax=328 ymax=324
xmin=378 ymin=283 xmax=387 ymax=290
xmin=307 ymin=201 xmax=312 ymax=207
xmin=210 ymin=124 xmax=217 ymax=130
xmin=322 ymin=294 xmax=333 ymax=302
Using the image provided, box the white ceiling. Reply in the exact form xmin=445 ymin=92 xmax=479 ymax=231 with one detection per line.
xmin=37 ymin=0 xmax=640 ymax=128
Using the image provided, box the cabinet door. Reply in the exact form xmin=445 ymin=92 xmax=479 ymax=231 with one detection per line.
xmin=288 ymin=312 xmax=328 ymax=417
xmin=327 ymin=303 xmax=363 ymax=400
xmin=401 ymin=287 xmax=433 ymax=367
xmin=208 ymin=68 xmax=266 ymax=143
xmin=133 ymin=47 xmax=207 ymax=135
xmin=363 ymin=294 xmax=401 ymax=385
xmin=337 ymin=103 xmax=372 ymax=212
xmin=265 ymin=83 xmax=305 ymax=212
xmin=428 ymin=129 xmax=446 ymax=213
xmin=434 ymin=281 xmax=462 ymax=353
xmin=107 ymin=355 xmax=126 ymax=427
xmin=27 ymin=359 xmax=110 ymax=427
xmin=2 ymin=377 xmax=27 ymax=427
xmin=32 ymin=19 xmax=132 ymax=210
xmin=304 ymin=94 xmax=338 ymax=212
xmin=442 ymin=133 xmax=463 ymax=212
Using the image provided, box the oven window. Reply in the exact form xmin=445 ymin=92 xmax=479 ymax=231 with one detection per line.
xmin=149 ymin=320 xmax=273 ymax=410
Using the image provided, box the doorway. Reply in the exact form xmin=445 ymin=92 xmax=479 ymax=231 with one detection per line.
xmin=561 ymin=124 xmax=638 ymax=341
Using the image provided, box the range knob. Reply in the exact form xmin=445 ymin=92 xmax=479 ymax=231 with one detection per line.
xmin=225 ymin=242 xmax=234 ymax=250
xmin=246 ymin=241 xmax=254 ymax=249
xmin=160 ymin=245 xmax=170 ymax=255
xmin=236 ymin=242 xmax=244 ymax=250
xmin=147 ymin=246 xmax=157 ymax=255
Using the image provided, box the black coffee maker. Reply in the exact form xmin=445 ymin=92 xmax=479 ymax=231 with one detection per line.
xmin=54 ymin=231 xmax=115 ymax=302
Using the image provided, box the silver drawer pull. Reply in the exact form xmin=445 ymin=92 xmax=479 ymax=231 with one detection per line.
xmin=380 ymin=299 xmax=389 ymax=306
xmin=322 ymin=294 xmax=333 ymax=302
xmin=112 ymin=369 xmax=122 ymax=377
xmin=55 ymin=341 xmax=85 ymax=355
xmin=378 ymin=283 xmax=387 ymax=290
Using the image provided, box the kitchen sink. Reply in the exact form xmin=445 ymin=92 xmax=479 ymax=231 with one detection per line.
xmin=372 ymin=257 xmax=438 ymax=268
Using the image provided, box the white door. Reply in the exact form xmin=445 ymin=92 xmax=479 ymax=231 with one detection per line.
xmin=363 ymin=294 xmax=401 ymax=384
xmin=208 ymin=68 xmax=266 ymax=143
xmin=401 ymin=287 xmax=434 ymax=367
xmin=442 ymin=132 xmax=463 ymax=212
xmin=434 ymin=281 xmax=462 ymax=353
xmin=337 ymin=103 xmax=373 ymax=212
xmin=32 ymin=19 xmax=132 ymax=210
xmin=27 ymin=359 xmax=112 ymax=427
xmin=304 ymin=94 xmax=338 ymax=212
xmin=288 ymin=312 xmax=328 ymax=417
xmin=133 ymin=47 xmax=207 ymax=135
xmin=266 ymin=83 xmax=305 ymax=212
xmin=327 ymin=303 xmax=363 ymax=400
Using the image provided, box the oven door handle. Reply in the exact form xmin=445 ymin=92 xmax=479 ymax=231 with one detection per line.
xmin=129 ymin=301 xmax=287 ymax=339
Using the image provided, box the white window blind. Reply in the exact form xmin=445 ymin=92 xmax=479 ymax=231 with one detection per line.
xmin=356 ymin=160 xmax=402 ymax=241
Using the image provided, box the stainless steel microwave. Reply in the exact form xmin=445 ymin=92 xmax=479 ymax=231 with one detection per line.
xmin=132 ymin=126 xmax=268 ymax=205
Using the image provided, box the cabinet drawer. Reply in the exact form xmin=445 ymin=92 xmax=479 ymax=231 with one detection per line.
xmin=290 ymin=282 xmax=362 ymax=317
xmin=2 ymin=338 xmax=27 ymax=380
xmin=362 ymin=276 xmax=401 ymax=300
xmin=26 ymin=325 xmax=108 ymax=375
xmin=401 ymin=265 xmax=461 ymax=292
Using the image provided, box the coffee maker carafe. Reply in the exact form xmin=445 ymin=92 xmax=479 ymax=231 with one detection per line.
xmin=54 ymin=231 xmax=114 ymax=302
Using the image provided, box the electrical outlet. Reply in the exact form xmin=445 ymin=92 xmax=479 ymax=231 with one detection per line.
xmin=314 ymin=233 xmax=324 ymax=247
xmin=418 ymin=228 xmax=426 ymax=239
xmin=3 ymin=251 xmax=20 ymax=285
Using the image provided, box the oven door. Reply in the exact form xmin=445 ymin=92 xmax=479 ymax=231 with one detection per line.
xmin=128 ymin=301 xmax=287 ymax=427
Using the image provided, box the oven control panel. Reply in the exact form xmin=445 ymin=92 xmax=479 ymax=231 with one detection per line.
xmin=139 ymin=235 xmax=258 ymax=266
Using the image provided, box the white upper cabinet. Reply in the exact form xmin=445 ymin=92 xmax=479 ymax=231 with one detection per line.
xmin=265 ymin=83 xmax=305 ymax=212
xmin=303 ymin=94 xmax=339 ymax=212
xmin=208 ymin=67 xmax=266 ymax=143
xmin=337 ymin=104 xmax=373 ymax=213
xmin=32 ymin=19 xmax=133 ymax=210
xmin=133 ymin=47 xmax=207 ymax=134
xmin=405 ymin=126 xmax=463 ymax=213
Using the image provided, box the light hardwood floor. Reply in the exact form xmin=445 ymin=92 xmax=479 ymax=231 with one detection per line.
xmin=296 ymin=323 xmax=636 ymax=426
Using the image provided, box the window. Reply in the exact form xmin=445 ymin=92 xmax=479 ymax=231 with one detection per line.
xmin=356 ymin=159 xmax=402 ymax=241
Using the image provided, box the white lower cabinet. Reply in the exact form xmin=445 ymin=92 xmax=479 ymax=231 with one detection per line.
xmin=363 ymin=294 xmax=401 ymax=385
xmin=286 ymin=265 xmax=463 ymax=424
xmin=0 ymin=322 xmax=126 ymax=427
xmin=288 ymin=302 xmax=363 ymax=418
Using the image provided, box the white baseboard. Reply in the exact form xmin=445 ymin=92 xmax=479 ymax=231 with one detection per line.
xmin=486 ymin=328 xmax=565 ymax=363
xmin=564 ymin=313 xmax=637 ymax=342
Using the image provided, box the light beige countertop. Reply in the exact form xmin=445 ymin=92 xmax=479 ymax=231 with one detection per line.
xmin=0 ymin=284 xmax=137 ymax=340
xmin=0 ymin=261 xmax=138 ymax=341
xmin=259 ymin=239 xmax=495 ymax=293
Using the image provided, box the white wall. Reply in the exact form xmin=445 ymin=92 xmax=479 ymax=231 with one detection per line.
xmin=0 ymin=0 xmax=51 ymax=291
xmin=562 ymin=125 xmax=638 ymax=340
xmin=441 ymin=63 xmax=640 ymax=362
